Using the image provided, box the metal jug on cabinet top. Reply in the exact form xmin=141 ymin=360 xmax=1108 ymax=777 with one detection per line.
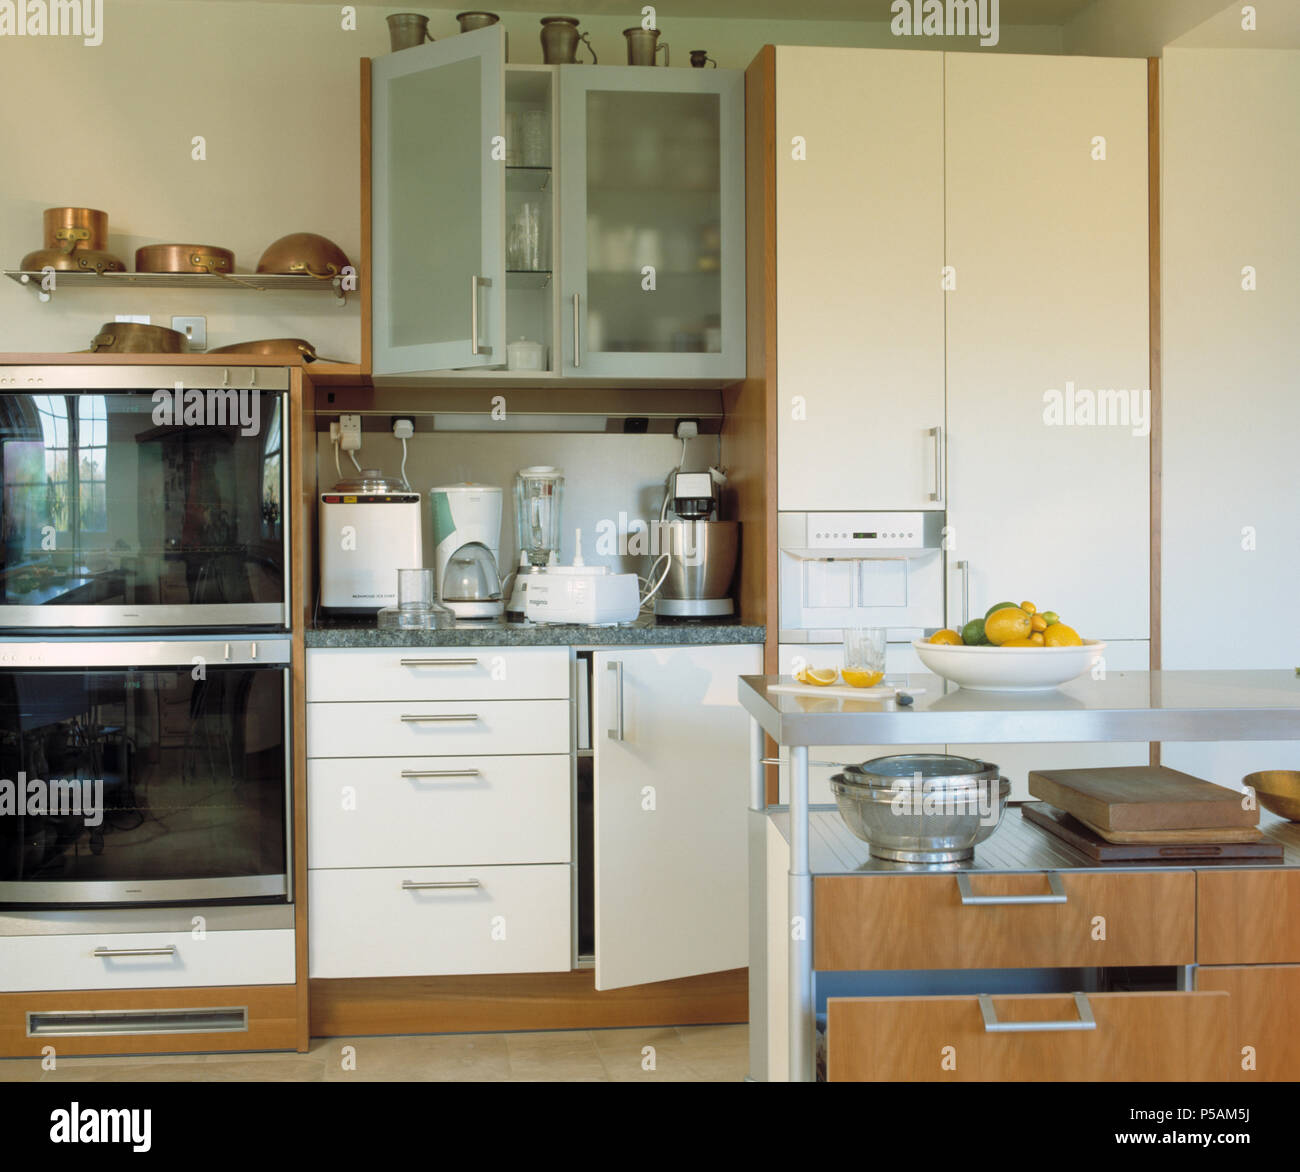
xmin=624 ymin=26 xmax=668 ymax=66
xmin=456 ymin=11 xmax=499 ymax=32
xmin=387 ymin=12 xmax=433 ymax=51
xmin=540 ymin=16 xmax=597 ymax=64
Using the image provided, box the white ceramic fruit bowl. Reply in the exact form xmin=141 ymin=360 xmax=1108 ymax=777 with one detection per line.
xmin=912 ymin=639 xmax=1107 ymax=692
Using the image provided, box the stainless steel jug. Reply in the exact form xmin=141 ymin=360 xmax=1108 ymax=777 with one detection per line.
xmin=540 ymin=16 xmax=596 ymax=64
xmin=387 ymin=13 xmax=433 ymax=51
xmin=624 ymin=26 xmax=668 ymax=66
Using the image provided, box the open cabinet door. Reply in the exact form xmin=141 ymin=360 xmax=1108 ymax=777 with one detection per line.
xmin=592 ymin=645 xmax=759 ymax=990
xmin=371 ymin=25 xmax=506 ymax=374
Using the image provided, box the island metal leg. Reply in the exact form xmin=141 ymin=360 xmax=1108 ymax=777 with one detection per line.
xmin=789 ymin=744 xmax=814 ymax=1081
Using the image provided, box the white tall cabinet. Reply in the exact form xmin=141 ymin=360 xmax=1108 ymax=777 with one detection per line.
xmin=775 ymin=48 xmax=947 ymax=512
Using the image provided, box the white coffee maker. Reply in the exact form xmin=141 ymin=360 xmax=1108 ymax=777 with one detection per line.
xmin=430 ymin=484 xmax=505 ymax=619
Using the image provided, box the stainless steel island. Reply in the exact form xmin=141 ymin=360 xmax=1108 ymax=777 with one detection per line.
xmin=739 ymin=670 xmax=1300 ymax=1082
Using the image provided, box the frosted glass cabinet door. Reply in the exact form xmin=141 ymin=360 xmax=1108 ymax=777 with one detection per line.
xmin=559 ymin=67 xmax=744 ymax=379
xmin=372 ymin=26 xmax=505 ymax=374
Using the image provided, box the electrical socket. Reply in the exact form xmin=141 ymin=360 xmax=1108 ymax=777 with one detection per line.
xmin=338 ymin=414 xmax=362 ymax=452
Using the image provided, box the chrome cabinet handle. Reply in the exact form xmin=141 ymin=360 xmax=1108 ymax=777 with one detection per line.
xmin=400 ymin=714 xmax=479 ymax=723
xmin=399 ymin=657 xmax=479 ymax=667
xmin=572 ymin=292 xmax=581 ymax=368
xmin=401 ymin=769 xmax=481 ymax=779
xmin=93 ymin=946 xmax=177 ymax=959
xmin=957 ymin=872 xmax=1066 ymax=905
xmin=607 ymin=660 xmax=624 ymax=741
xmin=979 ymin=992 xmax=1096 ymax=1033
xmin=956 ymin=559 xmax=970 ymax=628
xmin=401 ymin=879 xmax=482 ymax=891
xmin=470 ymin=275 xmax=492 ymax=356
xmin=929 ymin=425 xmax=944 ymax=502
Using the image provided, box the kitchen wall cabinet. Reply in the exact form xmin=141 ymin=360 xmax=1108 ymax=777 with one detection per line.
xmin=943 ymin=53 xmax=1151 ymax=643
xmin=591 ymin=644 xmax=760 ymax=990
xmin=370 ymin=28 xmax=744 ymax=382
xmin=774 ymin=48 xmax=946 ymax=512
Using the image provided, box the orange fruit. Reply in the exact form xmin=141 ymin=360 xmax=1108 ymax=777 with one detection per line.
xmin=1001 ymin=637 xmax=1038 ymax=647
xmin=984 ymin=607 xmax=1032 ymax=645
xmin=841 ymin=668 xmax=885 ymax=688
xmin=795 ymin=667 xmax=838 ymax=686
xmin=929 ymin=629 xmax=964 ymax=645
xmin=1043 ymin=623 xmax=1083 ymax=647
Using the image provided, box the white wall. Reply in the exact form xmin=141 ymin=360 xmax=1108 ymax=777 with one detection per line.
xmin=0 ymin=1 xmax=1062 ymax=357
xmin=1061 ymin=0 xmax=1231 ymax=56
xmin=1160 ymin=46 xmax=1300 ymax=788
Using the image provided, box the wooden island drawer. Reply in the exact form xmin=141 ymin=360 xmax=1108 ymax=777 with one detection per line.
xmin=826 ymin=991 xmax=1227 ymax=1081
xmin=307 ymin=647 xmax=570 ymax=702
xmin=1195 ymin=964 xmax=1300 ymax=1080
xmin=1197 ymin=869 xmax=1300 ymax=964
xmin=813 ymin=870 xmax=1195 ymax=971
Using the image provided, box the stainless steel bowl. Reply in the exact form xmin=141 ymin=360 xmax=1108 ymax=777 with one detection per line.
xmin=830 ymin=753 xmax=1010 ymax=863
xmin=657 ymin=520 xmax=738 ymax=601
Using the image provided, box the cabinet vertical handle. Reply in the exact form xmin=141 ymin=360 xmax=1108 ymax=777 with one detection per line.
xmin=929 ymin=426 xmax=944 ymax=502
xmin=957 ymin=560 xmax=970 ymax=628
xmin=572 ymin=292 xmax=582 ymax=368
xmin=979 ymin=992 xmax=1096 ymax=1033
xmin=607 ymin=660 xmax=624 ymax=741
xmin=470 ymin=275 xmax=492 ymax=356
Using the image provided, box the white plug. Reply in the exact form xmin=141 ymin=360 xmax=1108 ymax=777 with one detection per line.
xmin=338 ymin=414 xmax=362 ymax=452
xmin=392 ymin=417 xmax=414 ymax=440
xmin=329 ymin=421 xmax=340 ymax=443
xmin=675 ymin=419 xmax=699 ymax=440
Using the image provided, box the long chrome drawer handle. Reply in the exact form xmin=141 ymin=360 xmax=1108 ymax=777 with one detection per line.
xmin=93 ymin=946 xmax=177 ymax=959
xmin=399 ymin=658 xmax=479 ymax=667
xmin=979 ymin=992 xmax=1096 ymax=1033
xmin=957 ymin=872 xmax=1066 ymax=905
xmin=401 ymin=769 xmax=481 ymax=779
xmin=400 ymin=714 xmax=479 ymax=723
xmin=401 ymin=880 xmax=482 ymax=891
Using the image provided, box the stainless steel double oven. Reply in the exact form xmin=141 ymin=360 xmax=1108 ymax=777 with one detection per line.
xmin=0 ymin=366 xmax=293 ymax=908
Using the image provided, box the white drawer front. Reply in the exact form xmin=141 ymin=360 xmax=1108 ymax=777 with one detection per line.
xmin=307 ymin=699 xmax=570 ymax=759
xmin=307 ymin=647 xmax=570 ymax=702
xmin=308 ymin=864 xmax=571 ymax=979
xmin=2 ymin=929 xmax=295 ymax=993
xmin=308 ymin=755 xmax=571 ymax=868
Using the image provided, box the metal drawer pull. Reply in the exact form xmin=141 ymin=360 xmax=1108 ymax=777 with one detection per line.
xmin=401 ymin=769 xmax=481 ymax=779
xmin=93 ymin=946 xmax=177 ymax=959
xmin=399 ymin=658 xmax=479 ymax=667
xmin=401 ymin=880 xmax=482 ymax=891
xmin=607 ymin=660 xmax=624 ymax=741
xmin=979 ymin=992 xmax=1096 ymax=1034
xmin=400 ymin=714 xmax=479 ymax=723
xmin=957 ymin=872 xmax=1066 ymax=905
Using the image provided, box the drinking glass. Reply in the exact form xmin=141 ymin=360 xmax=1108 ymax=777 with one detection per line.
xmin=842 ymin=627 xmax=887 ymax=687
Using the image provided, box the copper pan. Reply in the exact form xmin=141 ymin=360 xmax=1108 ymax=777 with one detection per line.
xmin=43 ymin=207 xmax=109 ymax=254
xmin=210 ymin=337 xmax=349 ymax=364
xmin=88 ymin=322 xmax=186 ymax=354
xmin=134 ymin=243 xmax=266 ymax=291
xmin=21 ymin=246 xmax=126 ymax=274
xmin=256 ymin=233 xmax=351 ymax=280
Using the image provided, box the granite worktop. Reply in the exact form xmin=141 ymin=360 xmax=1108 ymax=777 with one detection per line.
xmin=306 ymin=613 xmax=765 ymax=648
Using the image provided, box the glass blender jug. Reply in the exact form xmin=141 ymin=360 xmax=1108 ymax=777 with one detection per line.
xmin=508 ymin=467 xmax=564 ymax=615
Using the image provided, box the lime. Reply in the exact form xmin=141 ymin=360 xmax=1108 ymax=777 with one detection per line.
xmin=1041 ymin=611 xmax=1060 ymax=626
xmin=985 ymin=601 xmax=1018 ymax=621
xmin=961 ymin=618 xmax=988 ymax=645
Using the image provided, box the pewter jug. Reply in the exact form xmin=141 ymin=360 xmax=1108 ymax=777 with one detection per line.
xmin=624 ymin=26 xmax=668 ymax=66
xmin=540 ymin=16 xmax=596 ymax=64
xmin=387 ymin=13 xmax=433 ymax=51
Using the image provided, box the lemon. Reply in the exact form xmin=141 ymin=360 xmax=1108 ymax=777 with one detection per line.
xmin=795 ymin=666 xmax=838 ymax=686
xmin=984 ymin=607 xmax=1032 ymax=645
xmin=985 ymin=601 xmax=1017 ymax=620
xmin=929 ymin=629 xmax=963 ymax=645
xmin=1020 ymin=600 xmax=1037 ymax=615
xmin=841 ymin=668 xmax=885 ymax=688
xmin=1043 ymin=623 xmax=1083 ymax=647
xmin=1001 ymin=637 xmax=1038 ymax=647
xmin=1030 ymin=614 xmax=1048 ymax=633
xmin=1030 ymin=631 xmax=1045 ymax=646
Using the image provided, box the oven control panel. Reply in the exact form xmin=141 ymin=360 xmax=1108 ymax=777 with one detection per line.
xmin=792 ymin=512 xmax=938 ymax=551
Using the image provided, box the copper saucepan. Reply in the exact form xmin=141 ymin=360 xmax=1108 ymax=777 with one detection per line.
xmin=256 ymin=233 xmax=351 ymax=280
xmin=21 ymin=247 xmax=125 ymax=274
xmin=210 ymin=337 xmax=349 ymax=364
xmin=43 ymin=207 xmax=109 ymax=254
xmin=88 ymin=322 xmax=187 ymax=354
xmin=135 ymin=244 xmax=265 ymax=290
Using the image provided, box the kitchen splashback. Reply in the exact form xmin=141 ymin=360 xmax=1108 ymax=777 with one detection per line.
xmin=316 ymin=430 xmax=715 ymax=578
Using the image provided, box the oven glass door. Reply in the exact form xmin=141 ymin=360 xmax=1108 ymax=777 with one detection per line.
xmin=0 ymin=658 xmax=289 ymax=905
xmin=0 ymin=388 xmax=286 ymax=628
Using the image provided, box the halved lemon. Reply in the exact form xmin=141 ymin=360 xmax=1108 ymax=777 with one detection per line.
xmin=841 ymin=668 xmax=885 ymax=688
xmin=795 ymin=667 xmax=838 ymax=686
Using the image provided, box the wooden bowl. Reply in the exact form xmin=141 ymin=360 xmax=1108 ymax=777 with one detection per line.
xmin=1243 ymin=771 xmax=1300 ymax=821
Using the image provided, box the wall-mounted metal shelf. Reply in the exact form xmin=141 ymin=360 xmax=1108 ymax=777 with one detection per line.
xmin=3 ymin=269 xmax=353 ymax=306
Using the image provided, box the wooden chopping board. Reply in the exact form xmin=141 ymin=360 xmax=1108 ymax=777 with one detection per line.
xmin=1027 ymin=765 xmax=1257 ymax=832
xmin=1021 ymin=803 xmax=1281 ymax=863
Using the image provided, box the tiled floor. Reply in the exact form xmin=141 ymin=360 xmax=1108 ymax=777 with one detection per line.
xmin=0 ymin=1024 xmax=748 ymax=1082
